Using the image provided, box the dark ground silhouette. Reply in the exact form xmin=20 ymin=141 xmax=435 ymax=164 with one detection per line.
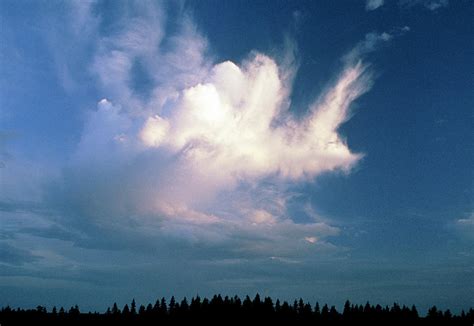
xmin=1 ymin=294 xmax=472 ymax=325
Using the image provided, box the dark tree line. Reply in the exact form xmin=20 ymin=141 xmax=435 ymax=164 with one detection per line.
xmin=1 ymin=294 xmax=472 ymax=325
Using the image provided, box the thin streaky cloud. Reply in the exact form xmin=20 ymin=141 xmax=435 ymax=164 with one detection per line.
xmin=365 ymin=0 xmax=384 ymax=11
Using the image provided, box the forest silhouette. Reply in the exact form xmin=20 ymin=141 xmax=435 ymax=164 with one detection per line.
xmin=1 ymin=294 xmax=473 ymax=325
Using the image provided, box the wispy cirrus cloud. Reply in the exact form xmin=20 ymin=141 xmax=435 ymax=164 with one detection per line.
xmin=365 ymin=0 xmax=384 ymax=11
xmin=345 ymin=26 xmax=410 ymax=63
xmin=454 ymin=212 xmax=474 ymax=241
xmin=399 ymin=0 xmax=449 ymax=11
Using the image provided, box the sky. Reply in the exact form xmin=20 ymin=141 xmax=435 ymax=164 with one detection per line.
xmin=0 ymin=0 xmax=473 ymax=314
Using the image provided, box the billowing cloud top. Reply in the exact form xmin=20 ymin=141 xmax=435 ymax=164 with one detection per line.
xmin=2 ymin=1 xmax=397 ymax=263
xmin=139 ymin=56 xmax=368 ymax=182
xmin=56 ymin=1 xmax=385 ymax=256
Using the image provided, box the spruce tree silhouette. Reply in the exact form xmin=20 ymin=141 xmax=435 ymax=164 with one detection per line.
xmin=145 ymin=303 xmax=153 ymax=315
xmin=59 ymin=306 xmax=65 ymax=315
xmin=122 ymin=304 xmax=130 ymax=318
xmin=1 ymin=295 xmax=473 ymax=325
xmin=168 ymin=296 xmax=176 ymax=316
xmin=314 ymin=301 xmax=321 ymax=318
xmin=343 ymin=300 xmax=351 ymax=320
xmin=321 ymin=303 xmax=330 ymax=319
xmin=138 ymin=304 xmax=145 ymax=316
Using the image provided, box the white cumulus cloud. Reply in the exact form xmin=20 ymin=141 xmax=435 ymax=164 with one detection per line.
xmin=140 ymin=56 xmax=369 ymax=184
xmin=39 ymin=2 xmax=399 ymax=260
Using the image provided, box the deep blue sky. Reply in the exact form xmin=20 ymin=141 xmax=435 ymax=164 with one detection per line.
xmin=1 ymin=0 xmax=473 ymax=313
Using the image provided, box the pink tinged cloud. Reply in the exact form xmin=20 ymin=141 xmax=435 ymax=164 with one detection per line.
xmin=76 ymin=55 xmax=370 ymax=251
xmin=140 ymin=56 xmax=369 ymax=183
xmin=66 ymin=3 xmax=381 ymax=255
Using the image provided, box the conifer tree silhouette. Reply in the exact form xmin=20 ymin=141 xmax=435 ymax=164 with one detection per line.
xmin=0 ymin=294 xmax=472 ymax=325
